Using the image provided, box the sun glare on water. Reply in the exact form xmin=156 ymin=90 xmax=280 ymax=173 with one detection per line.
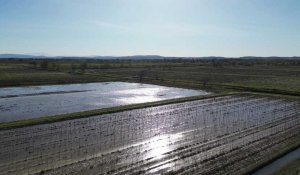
xmin=147 ymin=133 xmax=183 ymax=160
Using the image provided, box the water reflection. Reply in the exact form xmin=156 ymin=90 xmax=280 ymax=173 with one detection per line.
xmin=147 ymin=133 xmax=183 ymax=160
xmin=144 ymin=133 xmax=183 ymax=173
xmin=117 ymin=96 xmax=160 ymax=104
xmin=0 ymin=82 xmax=208 ymax=122
xmin=116 ymin=87 xmax=162 ymax=96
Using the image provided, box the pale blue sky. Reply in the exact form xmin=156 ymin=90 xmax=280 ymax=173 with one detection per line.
xmin=0 ymin=0 xmax=299 ymax=57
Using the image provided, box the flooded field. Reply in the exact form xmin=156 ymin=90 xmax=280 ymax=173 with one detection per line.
xmin=0 ymin=94 xmax=299 ymax=175
xmin=0 ymin=82 xmax=207 ymax=122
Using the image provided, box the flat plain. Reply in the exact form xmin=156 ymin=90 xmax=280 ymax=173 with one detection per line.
xmin=0 ymin=58 xmax=300 ymax=175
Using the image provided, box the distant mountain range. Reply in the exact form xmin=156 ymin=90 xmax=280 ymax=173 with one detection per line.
xmin=0 ymin=54 xmax=163 ymax=59
xmin=0 ymin=54 xmax=299 ymax=60
xmin=0 ymin=54 xmax=47 ymax=58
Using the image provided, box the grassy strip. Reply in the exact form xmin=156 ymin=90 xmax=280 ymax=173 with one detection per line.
xmin=0 ymin=78 xmax=122 ymax=88
xmin=0 ymin=92 xmax=235 ymax=131
xmin=135 ymin=77 xmax=300 ymax=96
xmin=210 ymin=83 xmax=300 ymax=96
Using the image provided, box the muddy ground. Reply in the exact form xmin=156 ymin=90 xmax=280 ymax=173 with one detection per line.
xmin=0 ymin=94 xmax=299 ymax=175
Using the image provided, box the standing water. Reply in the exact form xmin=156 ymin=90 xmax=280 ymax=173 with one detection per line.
xmin=0 ymin=82 xmax=209 ymax=122
xmin=252 ymin=147 xmax=300 ymax=175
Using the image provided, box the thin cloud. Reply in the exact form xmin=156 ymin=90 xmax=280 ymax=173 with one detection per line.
xmin=91 ymin=20 xmax=201 ymax=36
xmin=92 ymin=21 xmax=132 ymax=31
xmin=91 ymin=20 xmax=247 ymax=38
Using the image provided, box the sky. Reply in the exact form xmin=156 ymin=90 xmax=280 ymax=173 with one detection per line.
xmin=0 ymin=0 xmax=299 ymax=57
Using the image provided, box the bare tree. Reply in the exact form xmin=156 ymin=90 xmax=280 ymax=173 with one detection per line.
xmin=80 ymin=62 xmax=87 ymax=73
xmin=202 ymin=78 xmax=209 ymax=87
xmin=40 ymin=60 xmax=48 ymax=70
xmin=70 ymin=64 xmax=77 ymax=74
xmin=138 ymin=70 xmax=146 ymax=82
xmin=29 ymin=61 xmax=37 ymax=69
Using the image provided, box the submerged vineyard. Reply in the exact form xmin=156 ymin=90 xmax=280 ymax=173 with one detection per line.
xmin=0 ymin=94 xmax=300 ymax=175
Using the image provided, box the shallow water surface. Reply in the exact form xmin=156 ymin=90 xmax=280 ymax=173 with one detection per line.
xmin=252 ymin=147 xmax=300 ymax=175
xmin=1 ymin=95 xmax=299 ymax=174
xmin=0 ymin=82 xmax=208 ymax=122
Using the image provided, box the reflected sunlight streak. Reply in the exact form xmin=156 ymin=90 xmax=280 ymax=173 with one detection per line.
xmin=147 ymin=133 xmax=183 ymax=160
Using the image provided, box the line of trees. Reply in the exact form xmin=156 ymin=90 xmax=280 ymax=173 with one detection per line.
xmin=29 ymin=60 xmax=89 ymax=73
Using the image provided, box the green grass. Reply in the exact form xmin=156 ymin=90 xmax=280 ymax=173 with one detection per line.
xmin=224 ymin=76 xmax=300 ymax=93
xmin=0 ymin=63 xmax=121 ymax=87
xmin=1 ymin=59 xmax=300 ymax=95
